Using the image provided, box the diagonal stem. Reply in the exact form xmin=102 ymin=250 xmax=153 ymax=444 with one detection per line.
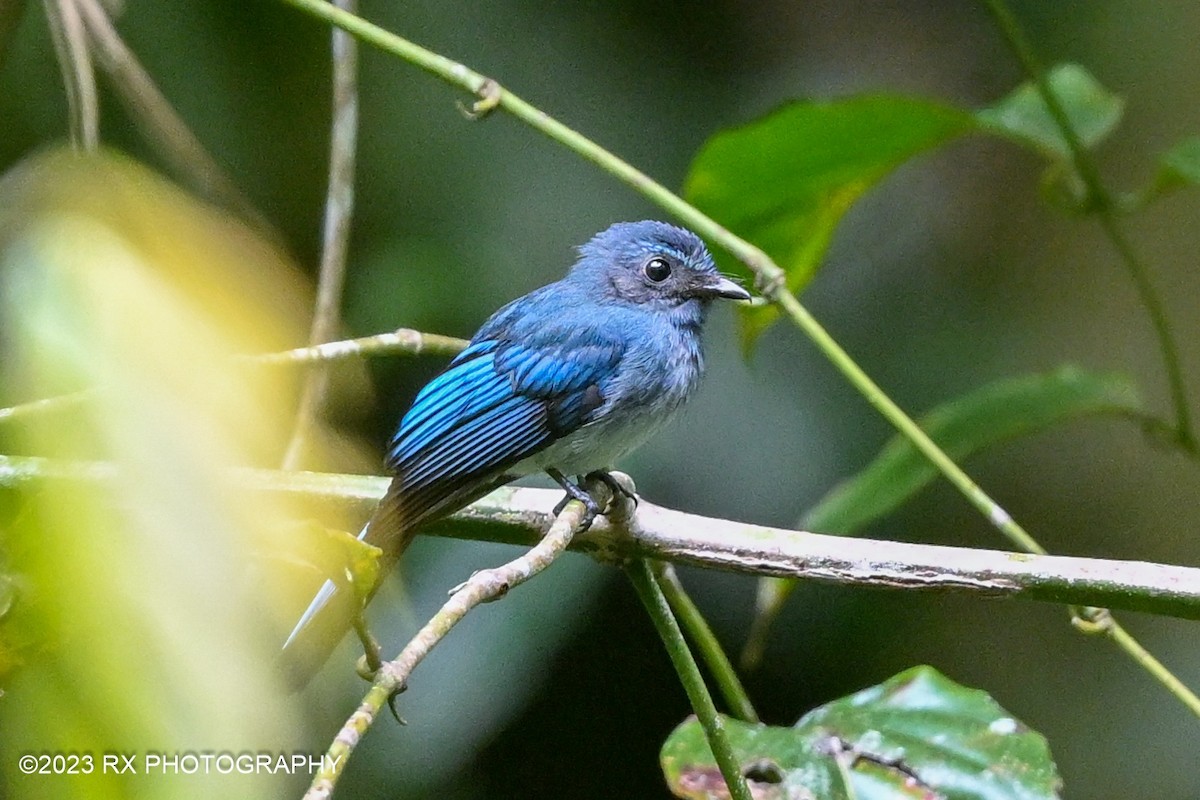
xmin=303 ymin=480 xmax=605 ymax=799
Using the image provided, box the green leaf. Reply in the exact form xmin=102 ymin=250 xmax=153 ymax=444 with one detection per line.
xmin=684 ymin=95 xmax=975 ymax=350
xmin=743 ymin=367 xmax=1142 ymax=668
xmin=662 ymin=666 xmax=1062 ymax=800
xmin=975 ymin=64 xmax=1123 ymax=161
xmin=684 ymin=65 xmax=1121 ymax=348
xmin=1156 ymin=136 xmax=1200 ymax=189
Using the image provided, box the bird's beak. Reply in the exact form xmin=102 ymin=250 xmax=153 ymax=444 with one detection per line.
xmin=700 ymin=275 xmax=752 ymax=302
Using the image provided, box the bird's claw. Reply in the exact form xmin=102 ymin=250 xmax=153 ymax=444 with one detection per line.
xmin=548 ymin=468 xmax=639 ymax=527
xmin=551 ymin=491 xmax=601 ymax=519
xmin=386 ymin=685 xmax=408 ymax=726
xmin=354 ymin=655 xmax=408 ymax=724
xmin=547 ymin=467 xmax=602 ymax=526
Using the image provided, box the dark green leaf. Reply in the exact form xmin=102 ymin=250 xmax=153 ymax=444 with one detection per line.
xmin=975 ymin=64 xmax=1123 ymax=160
xmin=744 ymin=368 xmax=1142 ymax=668
xmin=661 ymin=666 xmax=1062 ymax=800
xmin=684 ymin=96 xmax=974 ymax=349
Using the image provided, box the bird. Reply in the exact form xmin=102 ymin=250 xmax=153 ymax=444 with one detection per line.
xmin=281 ymin=220 xmax=750 ymax=685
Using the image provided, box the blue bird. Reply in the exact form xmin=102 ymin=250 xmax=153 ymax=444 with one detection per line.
xmin=282 ymin=220 xmax=749 ymax=684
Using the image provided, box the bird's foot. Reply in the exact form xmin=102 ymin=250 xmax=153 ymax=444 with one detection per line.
xmin=547 ymin=469 xmax=639 ymax=529
xmin=547 ymin=468 xmax=602 ymax=527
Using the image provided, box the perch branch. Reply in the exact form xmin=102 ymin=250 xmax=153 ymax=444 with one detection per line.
xmin=5 ymin=455 xmax=1200 ymax=621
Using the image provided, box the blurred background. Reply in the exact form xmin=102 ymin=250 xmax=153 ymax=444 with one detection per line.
xmin=1 ymin=0 xmax=1199 ymax=798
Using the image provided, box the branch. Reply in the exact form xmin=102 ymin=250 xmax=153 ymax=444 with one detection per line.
xmin=5 ymin=455 xmax=1200 ymax=621
xmin=627 ymin=559 xmax=753 ymax=800
xmin=44 ymin=0 xmax=98 ymax=150
xmin=238 ymin=328 xmax=468 ymax=366
xmin=302 ymin=477 xmax=606 ymax=799
xmin=281 ymin=0 xmax=360 ymax=470
xmin=657 ymin=562 xmax=758 ymax=723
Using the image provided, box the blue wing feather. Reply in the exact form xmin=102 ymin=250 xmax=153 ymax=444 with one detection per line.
xmin=376 ymin=328 xmax=624 ymax=540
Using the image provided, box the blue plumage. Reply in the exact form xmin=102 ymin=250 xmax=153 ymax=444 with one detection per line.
xmin=282 ymin=220 xmax=749 ymax=684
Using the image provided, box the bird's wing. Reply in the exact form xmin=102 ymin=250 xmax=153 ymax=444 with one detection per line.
xmin=378 ymin=330 xmax=624 ymax=533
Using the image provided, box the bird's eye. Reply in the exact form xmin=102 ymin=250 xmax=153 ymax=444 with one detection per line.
xmin=643 ymin=257 xmax=672 ymax=283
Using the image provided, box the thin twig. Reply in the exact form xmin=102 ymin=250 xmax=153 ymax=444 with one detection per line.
xmin=981 ymin=0 xmax=1194 ymax=452
xmin=73 ymin=0 xmax=265 ymax=225
xmin=655 ymin=562 xmax=759 ymax=723
xmin=240 ymin=328 xmax=467 ymax=366
xmin=302 ymin=480 xmax=606 ymax=799
xmin=627 ymin=559 xmax=753 ymax=800
xmin=771 ymin=291 xmax=1046 ymax=557
xmin=0 ymin=329 xmax=467 ymax=427
xmin=44 ymin=0 xmax=98 ymax=150
xmin=282 ymin=0 xmax=360 ymax=471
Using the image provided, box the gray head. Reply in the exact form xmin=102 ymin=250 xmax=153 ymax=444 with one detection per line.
xmin=571 ymin=221 xmax=750 ymax=316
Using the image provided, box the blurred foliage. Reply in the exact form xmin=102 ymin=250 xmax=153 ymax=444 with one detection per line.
xmin=1 ymin=2 xmax=1200 ymax=800
xmin=974 ymin=64 xmax=1124 ymax=162
xmin=0 ymin=148 xmax=365 ymax=797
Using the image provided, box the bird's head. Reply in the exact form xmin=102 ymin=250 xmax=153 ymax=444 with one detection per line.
xmin=572 ymin=221 xmax=750 ymax=316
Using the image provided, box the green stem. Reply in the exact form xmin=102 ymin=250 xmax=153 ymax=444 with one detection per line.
xmin=1107 ymin=620 xmax=1200 ymax=717
xmin=1072 ymin=607 xmax=1200 ymax=717
xmin=654 ymin=562 xmax=759 ymax=723
xmin=627 ymin=559 xmax=752 ymax=800
xmin=981 ymin=0 xmax=1194 ymax=452
xmin=1096 ymin=212 xmax=1193 ymax=452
